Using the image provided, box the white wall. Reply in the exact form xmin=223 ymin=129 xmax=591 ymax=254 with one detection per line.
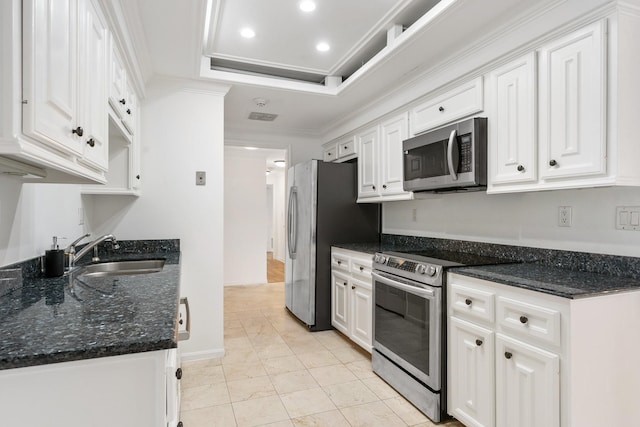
xmin=267 ymin=169 xmax=286 ymax=262
xmin=223 ymin=150 xmax=267 ymax=285
xmin=0 ymin=177 xmax=87 ymax=266
xmin=88 ymin=78 xmax=228 ymax=360
xmin=225 ymin=130 xmax=322 ymax=166
xmin=383 ymin=186 xmax=640 ymax=257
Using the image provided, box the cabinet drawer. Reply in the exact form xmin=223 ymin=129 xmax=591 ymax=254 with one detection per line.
xmin=410 ymin=77 xmax=483 ymax=135
xmin=497 ymin=296 xmax=561 ymax=346
xmin=332 ymin=252 xmax=350 ymax=273
xmin=351 ymin=256 xmax=373 ymax=278
xmin=450 ymin=283 xmax=495 ymax=324
xmin=323 ymin=144 xmax=337 ymax=162
xmin=338 ymin=138 xmax=356 ymax=158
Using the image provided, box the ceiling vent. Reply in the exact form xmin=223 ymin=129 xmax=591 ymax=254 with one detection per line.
xmin=248 ymin=112 xmax=278 ymax=121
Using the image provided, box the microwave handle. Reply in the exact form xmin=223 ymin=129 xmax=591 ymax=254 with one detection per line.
xmin=447 ymin=129 xmax=458 ymax=181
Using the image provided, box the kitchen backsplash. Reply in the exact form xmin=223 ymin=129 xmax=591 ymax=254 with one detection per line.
xmin=382 ymin=234 xmax=640 ymax=280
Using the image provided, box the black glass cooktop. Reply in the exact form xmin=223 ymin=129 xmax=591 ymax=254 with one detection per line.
xmin=382 ymin=249 xmax=513 ymax=268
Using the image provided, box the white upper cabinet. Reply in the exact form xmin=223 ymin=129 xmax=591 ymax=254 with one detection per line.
xmin=488 ymin=53 xmax=537 ymax=186
xmin=356 ymin=113 xmax=413 ymax=203
xmin=538 ymin=21 xmax=606 ymax=181
xmin=78 ymin=0 xmax=109 ymax=171
xmin=108 ymin=44 xmax=127 ymax=120
xmin=410 ymin=77 xmax=484 ymax=136
xmin=22 ymin=0 xmax=82 ymax=157
xmin=357 ymin=126 xmax=380 ymax=200
xmin=379 ymin=112 xmax=412 ymax=199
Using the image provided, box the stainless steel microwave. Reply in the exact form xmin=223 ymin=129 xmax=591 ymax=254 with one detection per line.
xmin=402 ymin=117 xmax=487 ymax=192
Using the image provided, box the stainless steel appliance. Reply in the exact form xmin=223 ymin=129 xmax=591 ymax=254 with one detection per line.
xmin=372 ymin=249 xmax=508 ymax=422
xmin=403 ymin=117 xmax=487 ymax=192
xmin=286 ymin=159 xmax=379 ymax=331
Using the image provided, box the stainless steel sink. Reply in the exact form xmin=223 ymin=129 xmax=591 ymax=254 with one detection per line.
xmin=75 ymin=259 xmax=166 ymax=278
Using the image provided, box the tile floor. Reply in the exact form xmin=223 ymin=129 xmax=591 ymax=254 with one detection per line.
xmin=180 ymin=282 xmax=465 ymax=427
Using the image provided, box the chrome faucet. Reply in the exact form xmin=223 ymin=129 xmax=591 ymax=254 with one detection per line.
xmin=65 ymin=233 xmax=91 ymax=270
xmin=68 ymin=234 xmax=119 ymax=269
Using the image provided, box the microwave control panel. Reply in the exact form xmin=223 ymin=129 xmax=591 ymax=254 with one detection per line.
xmin=459 ymin=133 xmax=472 ymax=173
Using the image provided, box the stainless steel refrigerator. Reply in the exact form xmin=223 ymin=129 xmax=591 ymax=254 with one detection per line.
xmin=285 ymin=160 xmax=380 ymax=331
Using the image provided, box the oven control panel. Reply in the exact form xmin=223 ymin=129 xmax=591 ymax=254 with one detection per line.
xmin=374 ymin=253 xmax=439 ymax=278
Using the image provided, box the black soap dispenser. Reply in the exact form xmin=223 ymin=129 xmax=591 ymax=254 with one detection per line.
xmin=45 ymin=236 xmax=65 ymax=277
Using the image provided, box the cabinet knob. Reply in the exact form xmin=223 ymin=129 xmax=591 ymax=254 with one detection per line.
xmin=179 ymin=319 xmax=183 ymax=325
xmin=344 ymin=146 xmax=348 ymax=150
xmin=351 ymin=285 xmax=355 ymax=290
xmin=177 ymin=422 xmax=183 ymax=427
xmin=382 ymin=184 xmax=387 ymax=189
xmin=343 ymin=282 xmax=348 ymax=286
xmin=475 ymin=339 xmax=483 ymax=347
xmin=359 ymin=266 xmax=364 ymax=271
xmin=119 ymin=98 xmax=126 ymax=105
xmin=86 ymin=138 xmax=95 ymax=147
xmin=337 ymin=260 xmax=341 ymax=265
xmin=465 ymin=298 xmax=472 ymax=306
xmin=372 ymin=185 xmax=376 ymax=190
xmin=126 ymin=108 xmax=131 ymax=115
xmin=549 ymin=159 xmax=558 ymax=167
xmin=136 ymin=175 xmax=141 ymax=180
xmin=505 ymin=352 xmax=513 ymax=359
xmin=438 ymin=106 xmax=444 ymax=112
xmin=327 ymin=152 xmax=332 ymax=156
xmin=519 ymin=315 xmax=528 ymax=324
xmin=72 ymin=126 xmax=84 ymax=137
xmin=175 ymin=368 xmax=182 ymax=379
xmin=517 ymin=165 xmax=525 ymax=172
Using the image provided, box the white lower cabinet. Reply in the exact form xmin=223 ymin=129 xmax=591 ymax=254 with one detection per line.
xmin=447 ymin=272 xmax=640 ymax=427
xmin=0 ymin=349 xmax=180 ymax=427
xmin=331 ymin=247 xmax=373 ymax=352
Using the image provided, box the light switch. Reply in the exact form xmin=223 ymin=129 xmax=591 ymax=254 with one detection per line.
xmin=196 ymin=171 xmax=206 ymax=186
xmin=616 ymin=206 xmax=640 ymax=231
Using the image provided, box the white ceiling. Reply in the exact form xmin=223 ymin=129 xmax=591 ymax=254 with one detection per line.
xmin=126 ymin=0 xmax=542 ymax=139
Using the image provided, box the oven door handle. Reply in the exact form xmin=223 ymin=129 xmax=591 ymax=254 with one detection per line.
xmin=372 ymin=271 xmax=435 ymax=298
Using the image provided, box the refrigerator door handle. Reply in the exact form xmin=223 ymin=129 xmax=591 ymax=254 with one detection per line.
xmin=287 ymin=186 xmax=298 ymax=259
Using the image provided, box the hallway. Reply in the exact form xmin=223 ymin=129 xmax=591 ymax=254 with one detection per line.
xmin=267 ymin=252 xmax=284 ymax=283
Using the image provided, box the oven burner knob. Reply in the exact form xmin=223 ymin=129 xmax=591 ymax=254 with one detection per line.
xmin=374 ymin=254 xmax=387 ymax=264
xmin=416 ymin=264 xmax=436 ymax=276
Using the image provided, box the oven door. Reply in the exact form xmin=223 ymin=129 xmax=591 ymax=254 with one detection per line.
xmin=372 ymin=270 xmax=441 ymax=391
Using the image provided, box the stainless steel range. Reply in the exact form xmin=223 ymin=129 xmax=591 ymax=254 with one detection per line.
xmin=371 ymin=249 xmax=508 ymax=422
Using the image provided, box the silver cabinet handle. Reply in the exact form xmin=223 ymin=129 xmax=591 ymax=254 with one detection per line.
xmin=178 ymin=297 xmax=191 ymax=341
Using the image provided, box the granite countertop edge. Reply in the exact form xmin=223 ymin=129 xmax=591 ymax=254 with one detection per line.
xmin=0 ymin=242 xmax=181 ymax=371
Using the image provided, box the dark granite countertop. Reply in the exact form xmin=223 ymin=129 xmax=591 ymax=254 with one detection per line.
xmin=331 ymin=242 xmax=383 ymax=255
xmin=450 ymin=263 xmax=640 ymax=299
xmin=0 ymin=240 xmax=181 ymax=370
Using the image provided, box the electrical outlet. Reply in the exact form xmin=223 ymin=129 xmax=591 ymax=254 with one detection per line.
xmin=558 ymin=206 xmax=572 ymax=227
xmin=616 ymin=206 xmax=640 ymax=231
xmin=196 ymin=171 xmax=206 ymax=186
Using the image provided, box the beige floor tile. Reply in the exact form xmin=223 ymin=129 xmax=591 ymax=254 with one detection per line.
xmin=296 ymin=349 xmax=341 ymax=369
xmin=330 ymin=345 xmax=370 ymax=364
xmin=225 ymin=327 xmax=248 ymax=339
xmin=279 ymin=387 xmax=337 ymax=419
xmin=222 ymin=347 xmax=261 ymax=365
xmin=225 ymin=336 xmax=254 ymax=350
xmin=183 ymin=358 xmax=222 ymax=370
xmin=254 ymin=342 xmax=294 ymax=360
xmin=262 ymin=355 xmax=306 ymax=375
xmin=361 ymin=375 xmax=401 ymax=399
xmin=270 ymin=370 xmax=320 ymax=394
xmin=344 ymin=359 xmax=377 ymax=379
xmin=223 ymin=361 xmax=268 ymax=382
xmin=307 ymin=365 xmax=358 ymax=387
xmin=232 ymin=395 xmax=290 ymax=427
xmin=179 ymin=403 xmax=237 ymax=427
xmin=260 ymin=421 xmax=294 ymax=427
xmin=384 ymin=396 xmax=431 ymax=425
xmin=340 ymin=401 xmax=407 ymax=427
xmin=181 ymin=383 xmax=231 ymax=411
xmin=291 ymin=410 xmax=351 ymax=427
xmin=227 ymin=376 xmax=277 ymax=402
xmin=323 ymin=379 xmax=379 ymax=408
xmin=225 ymin=318 xmax=243 ymax=329
xmin=181 ymin=364 xmax=226 ymax=389
xmin=248 ymin=331 xmax=286 ymax=347
xmin=314 ymin=331 xmax=353 ymax=350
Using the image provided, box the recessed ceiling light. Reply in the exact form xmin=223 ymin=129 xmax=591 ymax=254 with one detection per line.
xmin=299 ymin=1 xmax=316 ymax=12
xmin=316 ymin=42 xmax=330 ymax=52
xmin=240 ymin=28 xmax=255 ymax=38
xmin=244 ymin=146 xmax=259 ymax=150
xmin=274 ymin=160 xmax=286 ymax=167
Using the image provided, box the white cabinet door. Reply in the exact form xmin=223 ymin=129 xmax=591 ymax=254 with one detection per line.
xmin=380 ymin=113 xmax=412 ymax=199
xmin=23 ymin=0 xmax=82 ymax=155
xmin=449 ymin=316 xmax=495 ymax=427
xmin=495 ymin=334 xmax=560 ymax=427
xmin=331 ymin=273 xmax=349 ymax=335
xmin=357 ymin=126 xmax=380 ymax=200
xmin=108 ymin=40 xmax=127 ymax=119
xmin=489 ymin=53 xmax=537 ymax=186
xmin=78 ymin=0 xmax=108 ymax=170
xmin=350 ymin=279 xmax=372 ymax=352
xmin=122 ymin=82 xmax=137 ymax=135
xmin=538 ymin=20 xmax=606 ymax=181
